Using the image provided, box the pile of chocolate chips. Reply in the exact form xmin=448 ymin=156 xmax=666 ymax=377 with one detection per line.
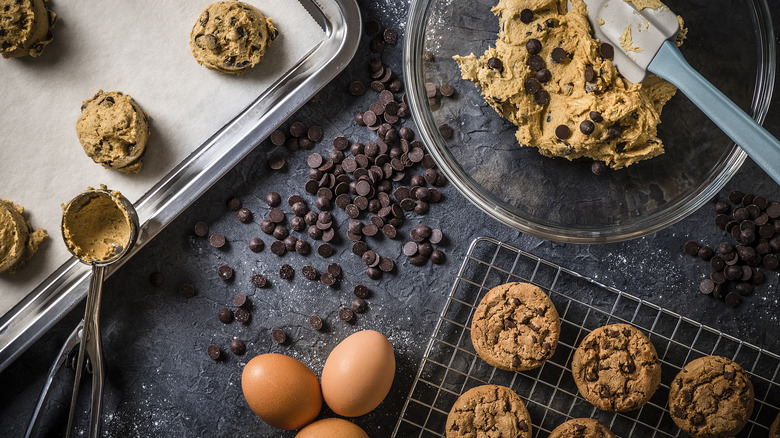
xmin=685 ymin=190 xmax=779 ymax=307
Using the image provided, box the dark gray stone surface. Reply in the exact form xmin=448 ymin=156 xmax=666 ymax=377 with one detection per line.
xmin=2 ymin=1 xmax=779 ymax=437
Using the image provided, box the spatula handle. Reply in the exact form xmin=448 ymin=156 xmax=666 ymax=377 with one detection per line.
xmin=648 ymin=40 xmax=780 ymax=186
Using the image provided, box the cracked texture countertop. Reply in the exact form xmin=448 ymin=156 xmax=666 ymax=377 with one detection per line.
xmin=2 ymin=0 xmax=780 ymax=437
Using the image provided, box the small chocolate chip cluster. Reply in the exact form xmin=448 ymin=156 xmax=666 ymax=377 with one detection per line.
xmin=300 ymin=262 xmax=343 ymax=287
xmin=403 ymin=225 xmax=445 ymax=266
xmin=258 ymin=193 xmax=330 ymax=258
xmin=267 ymin=120 xmax=326 ymax=170
xmin=423 ymin=81 xmax=456 ymax=113
xmin=207 ymin=292 xmax=254 ymax=360
xmin=684 ymin=190 xmax=779 ymax=307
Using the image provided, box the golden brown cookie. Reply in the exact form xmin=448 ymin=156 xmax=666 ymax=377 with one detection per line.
xmin=669 ymin=355 xmax=754 ymax=438
xmin=76 ymin=90 xmax=150 ymax=174
xmin=572 ymin=323 xmax=661 ymax=412
xmin=0 ymin=0 xmax=57 ymax=58
xmin=770 ymin=412 xmax=780 ymax=438
xmin=189 ymin=1 xmax=277 ymax=75
xmin=471 ymin=282 xmax=560 ymax=371
xmin=548 ymin=418 xmax=615 ymax=438
xmin=0 ymin=199 xmax=46 ymax=274
xmin=445 ymin=385 xmax=532 ymax=438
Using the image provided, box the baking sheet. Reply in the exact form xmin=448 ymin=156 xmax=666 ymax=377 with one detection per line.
xmin=0 ymin=0 xmax=325 ymax=315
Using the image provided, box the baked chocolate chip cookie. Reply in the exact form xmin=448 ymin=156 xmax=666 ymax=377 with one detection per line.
xmin=0 ymin=0 xmax=57 ymax=58
xmin=445 ymin=385 xmax=532 ymax=438
xmin=471 ymin=282 xmax=560 ymax=371
xmin=572 ymin=323 xmax=661 ymax=412
xmin=189 ymin=1 xmax=277 ymax=75
xmin=76 ymin=90 xmax=150 ymax=174
xmin=669 ymin=355 xmax=754 ymax=438
xmin=548 ymin=418 xmax=615 ymax=438
xmin=770 ymin=412 xmax=780 ymax=438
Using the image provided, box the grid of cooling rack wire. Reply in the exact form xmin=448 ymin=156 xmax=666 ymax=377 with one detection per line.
xmin=393 ymin=237 xmax=780 ymax=437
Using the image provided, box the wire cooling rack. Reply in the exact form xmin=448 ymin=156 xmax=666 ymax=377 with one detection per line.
xmin=393 ymin=237 xmax=780 ymax=437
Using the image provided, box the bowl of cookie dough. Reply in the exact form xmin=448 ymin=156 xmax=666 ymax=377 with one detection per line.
xmin=404 ymin=0 xmax=776 ymax=243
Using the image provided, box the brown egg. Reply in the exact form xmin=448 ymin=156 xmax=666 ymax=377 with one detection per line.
xmin=241 ymin=353 xmax=322 ymax=430
xmin=321 ymin=330 xmax=395 ymax=417
xmin=295 ymin=418 xmax=369 ymax=437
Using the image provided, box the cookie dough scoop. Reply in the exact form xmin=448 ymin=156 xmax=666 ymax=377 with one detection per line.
xmin=26 ymin=187 xmax=138 ymax=438
xmin=582 ymin=0 xmax=780 ymax=186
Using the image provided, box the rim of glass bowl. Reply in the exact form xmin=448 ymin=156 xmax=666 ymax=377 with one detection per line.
xmin=404 ymin=0 xmax=776 ymax=244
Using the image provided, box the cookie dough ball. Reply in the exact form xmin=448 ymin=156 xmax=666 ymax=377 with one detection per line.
xmin=0 ymin=199 xmax=47 ymax=274
xmin=549 ymin=418 xmax=615 ymax=438
xmin=572 ymin=323 xmax=661 ymax=412
xmin=445 ymin=385 xmax=532 ymax=438
xmin=0 ymin=0 xmax=57 ymax=58
xmin=669 ymin=355 xmax=754 ymax=438
xmin=189 ymin=1 xmax=277 ymax=75
xmin=471 ymin=282 xmax=560 ymax=372
xmin=76 ymin=90 xmax=150 ymax=174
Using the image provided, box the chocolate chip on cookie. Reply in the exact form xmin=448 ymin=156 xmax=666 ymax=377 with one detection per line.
xmin=572 ymin=323 xmax=661 ymax=412
xmin=548 ymin=418 xmax=615 ymax=438
xmin=471 ymin=282 xmax=560 ymax=372
xmin=669 ymin=355 xmax=754 ymax=438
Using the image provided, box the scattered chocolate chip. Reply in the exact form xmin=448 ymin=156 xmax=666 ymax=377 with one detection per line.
xmin=251 ymin=273 xmax=267 ymax=288
xmin=217 ymin=265 xmax=233 ymax=280
xmin=354 ymin=284 xmax=370 ymax=299
xmin=229 ymin=339 xmax=246 ymax=355
xmin=149 ymin=271 xmax=164 ymax=287
xmin=237 ymin=208 xmax=253 ymax=223
xmin=383 ymin=28 xmax=398 ymax=44
xmin=178 ymin=283 xmax=195 ymax=298
xmin=351 ymin=298 xmax=368 ymax=313
xmin=317 ymin=243 xmax=333 ymax=258
xmin=591 ymin=161 xmax=608 ymax=176
xmin=218 ymin=308 xmax=234 ymax=324
xmin=209 ymin=233 xmax=226 ymax=248
xmin=272 ymin=328 xmax=287 ymax=344
xmin=268 ymin=155 xmax=285 ymax=170
xmin=207 ymin=345 xmax=221 ymax=360
xmin=580 ymin=120 xmax=595 ymax=135
xmin=234 ymin=308 xmax=250 ymax=324
xmin=227 ymin=197 xmax=242 ymax=211
xmin=599 ymin=42 xmax=614 ymax=59
xmin=194 ymin=221 xmax=209 ymax=237
xmin=309 ymin=315 xmax=324 ymax=331
xmin=279 ymin=264 xmax=294 ymax=279
xmin=526 ymin=38 xmax=542 ymax=55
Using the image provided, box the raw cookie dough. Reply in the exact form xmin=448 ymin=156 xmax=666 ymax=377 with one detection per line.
xmin=189 ymin=1 xmax=278 ymax=75
xmin=445 ymin=385 xmax=532 ymax=438
xmin=76 ymin=90 xmax=150 ymax=174
xmin=571 ymin=323 xmax=661 ymax=412
xmin=62 ymin=187 xmax=133 ymax=263
xmin=471 ymin=282 xmax=560 ymax=371
xmin=0 ymin=199 xmax=47 ymax=274
xmin=453 ymin=0 xmax=684 ymax=169
xmin=0 ymin=0 xmax=57 ymax=58
xmin=548 ymin=418 xmax=615 ymax=438
xmin=668 ymin=355 xmax=754 ymax=438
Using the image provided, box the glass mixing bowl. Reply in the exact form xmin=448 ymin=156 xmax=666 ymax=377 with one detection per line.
xmin=404 ymin=0 xmax=775 ymax=243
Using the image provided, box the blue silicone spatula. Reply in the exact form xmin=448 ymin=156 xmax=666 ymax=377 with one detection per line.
xmin=581 ymin=0 xmax=780 ymax=185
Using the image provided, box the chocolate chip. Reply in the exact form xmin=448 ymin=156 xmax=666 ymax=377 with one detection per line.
xmin=383 ymin=28 xmax=398 ymax=44
xmin=527 ymin=54 xmax=544 ymax=71
xmin=209 ymin=233 xmax=226 ymax=248
xmin=438 ymin=124 xmax=453 ymax=139
xmin=229 ymin=339 xmax=246 ymax=355
xmin=430 ymin=249 xmax=446 ymax=264
xmin=251 ymin=273 xmax=267 ymax=288
xmin=237 ymin=208 xmax=253 ymax=223
xmin=327 ymin=263 xmax=342 ymax=278
xmin=551 ymin=47 xmax=568 ymax=63
xmin=218 ymin=265 xmax=233 ymax=280
xmin=439 ymin=83 xmax=455 ymax=97
xmin=279 ymin=264 xmax=294 ymax=279
xmin=366 ymin=266 xmax=382 ymax=279
xmin=194 ymin=221 xmax=209 ymax=237
xmin=233 ymin=293 xmax=250 ymax=309
xmin=524 ymin=77 xmax=540 ymax=94
xmin=607 ymin=125 xmax=622 ymax=139
xmin=487 ymin=57 xmax=503 ymax=71
xmin=207 ymin=345 xmax=221 ymax=360
xmin=526 ymin=38 xmax=542 ymax=54
xmin=178 ymin=283 xmax=195 ymax=298
xmin=591 ymin=161 xmax=608 ymax=176
xmin=580 ymin=120 xmax=595 ymax=135
xmin=272 ymin=328 xmax=287 ymax=344
xmin=338 ymin=307 xmax=354 ymax=322
xmin=725 ymin=292 xmax=741 ymax=307
xmin=599 ymin=42 xmax=614 ymax=59
xmin=555 ymin=125 xmax=571 ymax=140
xmin=519 ymin=8 xmax=533 ymax=23
xmin=317 ymin=243 xmax=333 ymax=258
xmin=699 ymin=279 xmax=715 ymax=295
xmin=535 ymin=68 xmax=551 ymax=83
xmin=584 ymin=65 xmax=596 ymax=82
xmin=268 ymin=155 xmax=285 ymax=170
xmin=349 ymin=80 xmax=366 ymax=96
xmin=534 ymin=90 xmax=550 ymax=105
xmin=309 ymin=315 xmax=324 ymax=331
xmin=351 ymin=298 xmax=368 ymax=313
xmin=218 ymin=308 xmax=234 ymax=324
xmin=589 ymin=111 xmax=603 ymax=123
xmin=365 ymin=19 xmax=381 ymax=36
xmin=227 ymin=197 xmax=242 ymax=211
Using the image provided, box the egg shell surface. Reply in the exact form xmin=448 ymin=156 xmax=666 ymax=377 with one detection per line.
xmin=241 ymin=353 xmax=322 ymax=430
xmin=321 ymin=329 xmax=395 ymax=417
xmin=295 ymin=418 xmax=369 ymax=437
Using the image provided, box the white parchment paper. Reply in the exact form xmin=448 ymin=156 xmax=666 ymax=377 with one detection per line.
xmin=0 ymin=0 xmax=324 ymax=314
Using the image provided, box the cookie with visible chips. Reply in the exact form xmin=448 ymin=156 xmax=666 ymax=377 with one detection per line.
xmin=0 ymin=0 xmax=57 ymax=59
xmin=548 ymin=418 xmax=615 ymax=438
xmin=668 ymin=355 xmax=754 ymax=438
xmin=572 ymin=323 xmax=661 ymax=412
xmin=189 ymin=1 xmax=277 ymax=75
xmin=470 ymin=282 xmax=560 ymax=372
xmin=445 ymin=385 xmax=532 ymax=438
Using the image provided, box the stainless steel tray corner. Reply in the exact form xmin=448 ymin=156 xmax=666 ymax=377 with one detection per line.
xmin=0 ymin=0 xmax=362 ymax=372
